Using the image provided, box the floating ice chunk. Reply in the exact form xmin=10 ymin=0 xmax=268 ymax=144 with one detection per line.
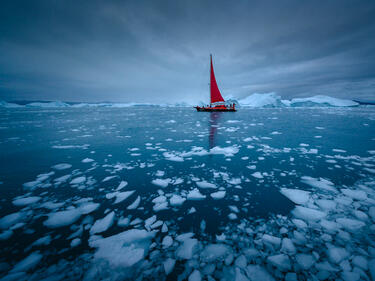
xmin=228 ymin=213 xmax=237 ymax=220
xmin=150 ymin=220 xmax=163 ymax=229
xmin=235 ymin=255 xmax=247 ymax=268
xmin=210 ymin=191 xmax=226 ymax=199
xmin=229 ymin=205 xmax=239 ymax=213
xmin=292 ymin=206 xmax=326 ymax=221
xmin=89 ymin=229 xmax=155 ymax=267
xmin=336 ymin=218 xmax=365 ymax=232
xmin=210 ymin=145 xmax=239 ymax=157
xmin=153 ymin=202 xmax=169 ymax=212
xmin=251 ymin=172 xmax=263 ymax=179
xmin=176 ymin=238 xmax=198 ymax=259
xmin=352 ymin=256 xmax=368 ymax=271
xmin=0 ymin=212 xmax=22 ymax=230
xmin=70 ymin=176 xmax=86 ymax=185
xmin=11 ymin=252 xmax=42 ymax=273
xmin=90 ymin=212 xmax=115 ymax=234
xmin=267 ymin=254 xmax=291 ymax=271
xmin=316 ymin=199 xmax=337 ymax=211
xmin=341 ymin=189 xmax=367 ymax=200
xmin=187 ymin=188 xmax=206 ymax=200
xmin=114 ymin=190 xmax=135 ymax=204
xmin=341 ymin=271 xmax=360 ymax=281
xmin=151 ymin=178 xmax=171 ymax=188
xmin=328 ymin=247 xmax=349 ymax=264
xmin=82 ymin=158 xmax=94 ymax=163
xmin=71 ymin=238 xmax=81 ymax=247
xmin=52 ymin=163 xmax=72 ymax=170
xmin=188 ymin=207 xmax=196 ymax=214
xmin=292 ymin=219 xmax=307 ymax=229
xmin=245 ymin=265 xmax=275 ymax=281
xmin=127 ymin=196 xmax=141 ymax=210
xmin=161 ymin=223 xmax=168 ymax=232
xmin=200 ymin=244 xmax=231 ymax=262
xmin=116 ymin=181 xmax=128 ymax=191
xmin=162 ymin=235 xmax=173 ymax=248
xmin=262 ymin=234 xmax=281 ymax=248
xmin=79 ymin=202 xmax=100 ymax=214
xmin=176 ymin=232 xmax=194 ymax=242
xmin=102 ymin=176 xmax=117 ymax=182
xmin=163 ymin=258 xmax=175 ymax=275
xmin=196 ymin=181 xmax=217 ymax=189
xmin=163 ymin=152 xmax=184 ymax=162
xmin=280 ymin=188 xmax=310 ymax=205
xmin=12 ymin=196 xmax=41 ymax=206
xmin=301 ymin=176 xmax=337 ymax=193
xmin=44 ymin=208 xmax=81 ymax=228
xmin=296 ymin=254 xmax=315 ymax=269
xmin=188 ymin=270 xmax=201 ymax=281
xmin=280 ymin=238 xmax=296 ymax=255
xmin=170 ymin=194 xmax=186 ymax=206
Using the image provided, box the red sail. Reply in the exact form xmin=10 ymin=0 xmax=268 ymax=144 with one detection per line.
xmin=210 ymin=55 xmax=225 ymax=104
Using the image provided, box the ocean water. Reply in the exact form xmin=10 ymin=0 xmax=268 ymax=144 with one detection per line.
xmin=0 ymin=106 xmax=374 ymax=280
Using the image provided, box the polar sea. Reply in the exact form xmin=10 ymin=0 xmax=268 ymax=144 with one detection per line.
xmin=0 ymin=106 xmax=375 ymax=281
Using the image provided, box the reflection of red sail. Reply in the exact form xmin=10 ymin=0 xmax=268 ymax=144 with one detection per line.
xmin=209 ymin=112 xmax=221 ymax=149
xmin=210 ymin=55 xmax=225 ymax=104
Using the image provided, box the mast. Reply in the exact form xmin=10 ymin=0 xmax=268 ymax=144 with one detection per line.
xmin=210 ymin=54 xmax=212 ymax=106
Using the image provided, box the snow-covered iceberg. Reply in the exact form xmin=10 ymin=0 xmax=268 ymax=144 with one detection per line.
xmin=26 ymin=101 xmax=70 ymax=108
xmin=238 ymin=93 xmax=359 ymax=108
xmin=0 ymin=101 xmax=23 ymax=108
xmin=238 ymin=93 xmax=287 ymax=108
xmin=289 ymin=95 xmax=359 ymax=107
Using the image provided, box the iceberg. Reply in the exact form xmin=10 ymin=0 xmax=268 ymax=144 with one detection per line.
xmin=237 ymin=93 xmax=359 ymax=108
xmin=26 ymin=101 xmax=70 ymax=108
xmin=0 ymin=101 xmax=23 ymax=108
xmin=290 ymin=95 xmax=358 ymax=107
xmin=238 ymin=92 xmax=286 ymax=108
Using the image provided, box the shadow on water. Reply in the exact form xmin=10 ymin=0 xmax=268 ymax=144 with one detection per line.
xmin=208 ymin=112 xmax=222 ymax=149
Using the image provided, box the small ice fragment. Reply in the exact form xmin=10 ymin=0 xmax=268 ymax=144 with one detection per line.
xmin=187 ymin=188 xmax=206 ymax=200
xmin=296 ymin=253 xmax=315 ymax=269
xmin=127 ymin=196 xmax=140 ymax=210
xmin=188 ymin=270 xmax=201 ymax=281
xmin=176 ymin=238 xmax=198 ymax=259
xmin=187 ymin=207 xmax=196 ymax=214
xmin=79 ymin=202 xmax=100 ymax=214
xmin=11 ymin=252 xmax=42 ymax=273
xmin=163 ymin=258 xmax=175 ymax=275
xmin=12 ymin=196 xmax=41 ymax=206
xmin=280 ymin=188 xmax=310 ymax=205
xmin=151 ymin=178 xmax=171 ymax=188
xmin=90 ymin=211 xmax=115 ymax=234
xmin=328 ymin=247 xmax=349 ymax=264
xmin=281 ymin=238 xmax=296 ymax=255
xmin=162 ymin=235 xmax=173 ymax=248
xmin=336 ymin=218 xmax=365 ymax=232
xmin=44 ymin=208 xmax=81 ymax=228
xmin=262 ymin=234 xmax=281 ymax=248
xmin=116 ymin=181 xmax=128 ymax=190
xmin=70 ymin=176 xmax=86 ymax=185
xmin=161 ymin=223 xmax=168 ymax=232
xmin=210 ymin=191 xmax=226 ymax=199
xmin=82 ymin=158 xmax=94 ymax=163
xmin=267 ymin=254 xmax=291 ymax=271
xmin=71 ymin=238 xmax=81 ymax=247
xmin=292 ymin=206 xmax=326 ymax=221
xmin=114 ymin=191 xmax=135 ymax=204
xmin=52 ymin=163 xmax=72 ymax=170
xmin=301 ymin=176 xmax=337 ymax=193
xmin=102 ymin=176 xmax=117 ymax=182
xmin=200 ymin=244 xmax=231 ymax=263
xmin=228 ymin=213 xmax=237 ymax=220
xmin=170 ymin=194 xmax=186 ymax=206
xmin=245 ymin=265 xmax=275 ymax=281
xmin=251 ymin=172 xmax=263 ymax=179
xmin=196 ymin=181 xmax=217 ymax=189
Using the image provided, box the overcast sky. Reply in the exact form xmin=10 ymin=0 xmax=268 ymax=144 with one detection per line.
xmin=1 ymin=0 xmax=375 ymax=103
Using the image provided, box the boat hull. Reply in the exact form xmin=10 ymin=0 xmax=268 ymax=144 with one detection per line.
xmin=195 ymin=107 xmax=236 ymax=112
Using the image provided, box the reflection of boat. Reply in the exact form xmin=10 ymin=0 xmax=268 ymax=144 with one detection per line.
xmin=209 ymin=112 xmax=221 ymax=149
xmin=195 ymin=55 xmax=236 ymax=112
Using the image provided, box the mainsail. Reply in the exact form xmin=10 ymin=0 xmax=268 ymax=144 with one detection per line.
xmin=210 ymin=55 xmax=225 ymax=104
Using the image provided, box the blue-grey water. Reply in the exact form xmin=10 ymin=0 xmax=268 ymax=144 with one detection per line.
xmin=0 ymin=107 xmax=374 ymax=280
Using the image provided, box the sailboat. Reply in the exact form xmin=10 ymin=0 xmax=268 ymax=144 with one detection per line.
xmin=195 ymin=54 xmax=236 ymax=112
